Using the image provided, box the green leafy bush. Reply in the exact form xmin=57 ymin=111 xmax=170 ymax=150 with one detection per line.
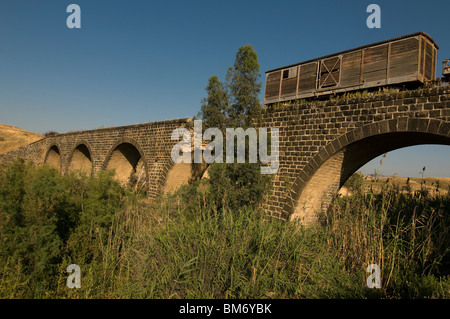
xmin=207 ymin=162 xmax=272 ymax=212
xmin=0 ymin=159 xmax=125 ymax=297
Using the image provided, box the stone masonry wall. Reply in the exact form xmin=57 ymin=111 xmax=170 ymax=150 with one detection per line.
xmin=0 ymin=118 xmax=190 ymax=199
xmin=259 ymin=85 xmax=450 ymax=221
xmin=1 ymin=85 xmax=449 ymax=222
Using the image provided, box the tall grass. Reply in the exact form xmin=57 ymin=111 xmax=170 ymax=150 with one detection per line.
xmin=0 ymin=159 xmax=448 ymax=298
xmin=324 ymin=174 xmax=450 ymax=298
xmin=51 ymin=185 xmax=364 ymax=299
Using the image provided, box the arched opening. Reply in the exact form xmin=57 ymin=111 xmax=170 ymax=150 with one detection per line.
xmin=339 ymin=144 xmax=450 ymax=196
xmin=359 ymin=144 xmax=450 ymax=178
xmin=44 ymin=145 xmax=61 ymax=172
xmin=290 ymin=130 xmax=450 ymax=224
xmin=69 ymin=144 xmax=93 ymax=175
xmin=105 ymin=142 xmax=147 ymax=188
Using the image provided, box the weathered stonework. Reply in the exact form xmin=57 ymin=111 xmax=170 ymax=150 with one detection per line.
xmin=1 ymin=85 xmax=449 ymax=224
xmin=0 ymin=118 xmax=192 ymax=199
xmin=259 ymin=85 xmax=450 ymax=224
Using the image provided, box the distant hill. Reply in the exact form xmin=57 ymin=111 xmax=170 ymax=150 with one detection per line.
xmin=0 ymin=123 xmax=44 ymax=155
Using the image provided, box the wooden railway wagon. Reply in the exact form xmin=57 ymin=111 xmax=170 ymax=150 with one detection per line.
xmin=264 ymin=32 xmax=439 ymax=104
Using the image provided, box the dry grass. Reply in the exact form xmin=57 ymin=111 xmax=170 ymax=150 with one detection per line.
xmin=340 ymin=175 xmax=450 ymax=197
xmin=0 ymin=123 xmax=43 ymax=155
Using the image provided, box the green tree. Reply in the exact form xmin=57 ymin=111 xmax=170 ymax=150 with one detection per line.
xmin=200 ymin=75 xmax=229 ymax=131
xmin=226 ymin=44 xmax=262 ymax=128
xmin=199 ymin=45 xmax=262 ymax=130
xmin=199 ymin=45 xmax=270 ymax=212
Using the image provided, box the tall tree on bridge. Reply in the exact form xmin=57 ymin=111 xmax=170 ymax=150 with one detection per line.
xmin=199 ymin=45 xmax=269 ymax=212
xmin=226 ymin=44 xmax=262 ymax=128
xmin=200 ymin=44 xmax=262 ymax=129
xmin=200 ymin=75 xmax=229 ymax=132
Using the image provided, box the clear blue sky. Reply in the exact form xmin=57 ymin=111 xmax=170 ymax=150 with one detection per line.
xmin=0 ymin=0 xmax=449 ymax=177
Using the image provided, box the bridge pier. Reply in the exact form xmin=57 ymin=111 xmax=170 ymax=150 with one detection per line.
xmin=261 ymin=85 xmax=450 ymax=223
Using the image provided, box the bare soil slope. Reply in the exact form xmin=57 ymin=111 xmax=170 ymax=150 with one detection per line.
xmin=0 ymin=123 xmax=44 ymax=155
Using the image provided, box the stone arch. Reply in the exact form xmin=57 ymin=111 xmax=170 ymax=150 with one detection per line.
xmin=285 ymin=118 xmax=450 ymax=224
xmin=44 ymin=144 xmax=62 ymax=172
xmin=68 ymin=141 xmax=93 ymax=175
xmin=104 ymin=138 xmax=148 ymax=187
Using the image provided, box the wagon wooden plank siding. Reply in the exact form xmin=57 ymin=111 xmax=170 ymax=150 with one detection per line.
xmin=264 ymin=32 xmax=439 ymax=104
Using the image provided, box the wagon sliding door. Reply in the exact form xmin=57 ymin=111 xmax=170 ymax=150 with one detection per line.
xmin=362 ymin=44 xmax=388 ymax=87
xmin=340 ymin=51 xmax=362 ymax=88
xmin=297 ymin=62 xmax=318 ymax=98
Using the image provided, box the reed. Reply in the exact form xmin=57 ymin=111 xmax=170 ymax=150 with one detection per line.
xmin=0 ymin=160 xmax=448 ymax=298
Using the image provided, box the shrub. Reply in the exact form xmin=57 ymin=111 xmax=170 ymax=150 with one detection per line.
xmin=207 ymin=162 xmax=272 ymax=213
xmin=0 ymin=159 xmax=79 ymax=289
xmin=0 ymin=159 xmax=125 ymax=297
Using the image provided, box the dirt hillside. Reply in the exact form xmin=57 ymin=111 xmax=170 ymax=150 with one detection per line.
xmin=0 ymin=123 xmax=44 ymax=155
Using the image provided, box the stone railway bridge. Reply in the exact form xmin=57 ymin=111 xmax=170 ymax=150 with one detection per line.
xmin=1 ymin=85 xmax=449 ymax=224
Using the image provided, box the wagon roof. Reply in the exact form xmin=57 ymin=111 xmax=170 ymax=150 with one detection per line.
xmin=266 ymin=32 xmax=438 ymax=73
